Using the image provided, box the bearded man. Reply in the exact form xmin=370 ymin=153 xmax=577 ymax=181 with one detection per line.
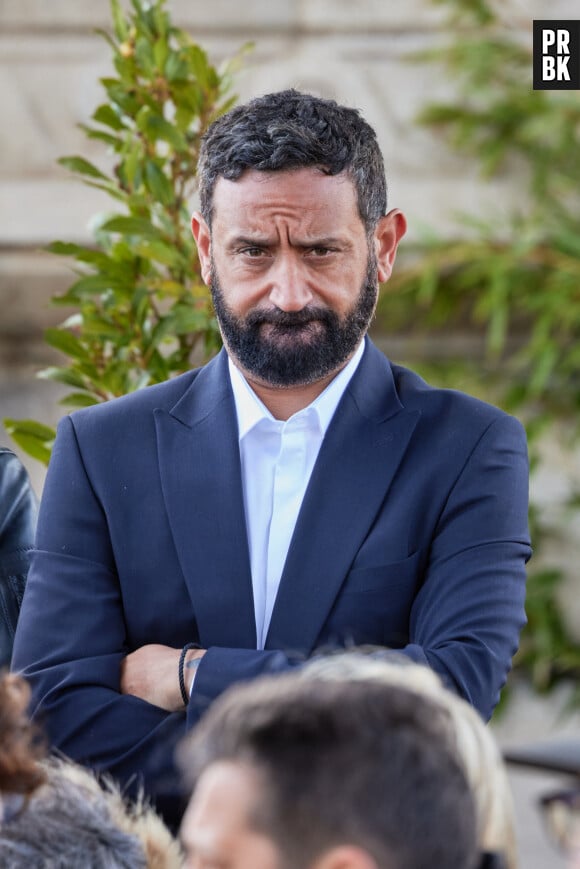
xmin=13 ymin=89 xmax=531 ymax=829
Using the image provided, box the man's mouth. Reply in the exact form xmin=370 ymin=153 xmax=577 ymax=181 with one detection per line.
xmin=259 ymin=319 xmax=325 ymax=340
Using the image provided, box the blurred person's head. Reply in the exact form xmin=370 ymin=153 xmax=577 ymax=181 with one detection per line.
xmin=0 ymin=758 xmax=183 ymax=868
xmin=179 ymin=672 xmax=479 ymax=869
xmin=0 ymin=761 xmax=148 ymax=868
xmin=0 ymin=673 xmax=182 ymax=867
xmin=302 ymin=652 xmax=517 ymax=868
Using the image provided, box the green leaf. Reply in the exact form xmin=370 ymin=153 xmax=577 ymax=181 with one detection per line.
xmin=44 ymin=328 xmax=89 ymax=360
xmin=93 ymin=103 xmax=126 ymax=131
xmin=37 ymin=367 xmax=89 ymax=390
xmin=417 ymin=267 xmax=438 ymax=305
xmin=76 ymin=315 xmax=123 ymax=339
xmin=94 ymin=28 xmax=118 ymax=54
xmin=134 ymin=35 xmax=155 ymax=75
xmin=83 ymin=180 xmax=129 ymax=204
xmin=152 ymin=305 xmax=211 ymax=342
xmin=58 ymin=156 xmax=109 ymax=181
xmin=152 ymin=2 xmax=168 ymax=39
xmin=120 ymin=140 xmax=144 ymax=191
xmin=134 ymin=240 xmax=183 ymax=267
xmin=173 ymin=104 xmax=195 ymax=133
xmin=78 ymin=124 xmax=121 ymax=148
xmin=185 ymin=44 xmax=215 ymax=89
xmin=47 ymin=245 xmax=131 ymax=278
xmin=110 ymin=0 xmax=128 ymax=42
xmin=529 ymin=344 xmax=558 ymax=395
xmin=144 ymin=161 xmax=174 ymax=205
xmin=46 ymin=241 xmax=89 ymax=257
xmin=153 ymin=37 xmax=168 ymax=71
xmin=5 ymin=434 xmax=52 ymax=464
xmin=100 ymin=215 xmax=166 ymax=240
xmin=3 ymin=418 xmax=56 ymax=465
xmin=59 ymin=392 xmax=100 ymax=408
xmin=165 ymin=52 xmax=189 ymax=82
xmin=142 ymin=113 xmax=187 ymax=150
xmin=3 ymin=418 xmax=56 ymax=442
xmin=102 ymin=82 xmax=141 ymax=117
xmin=65 ymin=274 xmax=126 ymax=297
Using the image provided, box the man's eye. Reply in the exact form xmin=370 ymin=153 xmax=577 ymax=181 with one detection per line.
xmin=241 ymin=247 xmax=266 ymax=257
xmin=309 ymin=247 xmax=333 ymax=256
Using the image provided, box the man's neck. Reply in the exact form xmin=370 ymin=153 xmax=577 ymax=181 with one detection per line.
xmin=243 ymin=372 xmax=338 ymax=421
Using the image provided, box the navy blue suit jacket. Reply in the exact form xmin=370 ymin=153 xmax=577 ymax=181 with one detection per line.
xmin=12 ymin=339 xmax=531 ymax=820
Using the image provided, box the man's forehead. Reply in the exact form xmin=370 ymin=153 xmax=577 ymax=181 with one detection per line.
xmin=191 ymin=760 xmax=263 ymax=823
xmin=212 ymin=167 xmax=356 ymax=202
xmin=182 ymin=761 xmax=282 ymax=867
xmin=210 ymin=167 xmax=361 ymax=232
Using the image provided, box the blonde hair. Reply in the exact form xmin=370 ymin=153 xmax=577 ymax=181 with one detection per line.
xmin=302 ymin=653 xmax=518 ymax=868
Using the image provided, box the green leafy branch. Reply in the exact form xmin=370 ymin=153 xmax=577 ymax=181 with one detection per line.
xmin=5 ymin=0 xmax=249 ymax=464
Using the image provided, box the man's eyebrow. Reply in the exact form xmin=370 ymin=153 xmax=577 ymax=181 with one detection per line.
xmin=299 ymin=236 xmax=346 ymax=247
xmin=228 ymin=235 xmax=274 ymax=247
xmin=228 ymin=234 xmax=348 ymax=248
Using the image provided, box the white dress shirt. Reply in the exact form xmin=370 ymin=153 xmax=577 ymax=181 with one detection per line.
xmin=228 ymin=340 xmax=365 ymax=649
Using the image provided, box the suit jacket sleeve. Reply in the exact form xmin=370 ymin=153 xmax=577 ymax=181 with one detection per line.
xmin=11 ymin=418 xmax=187 ymax=816
xmin=402 ymin=412 xmax=530 ymax=719
xmin=11 ymin=410 xmax=299 ymax=822
xmin=192 ymin=412 xmax=531 ymax=723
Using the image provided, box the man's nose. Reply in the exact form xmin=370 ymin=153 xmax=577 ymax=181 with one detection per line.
xmin=267 ymin=254 xmax=314 ymax=312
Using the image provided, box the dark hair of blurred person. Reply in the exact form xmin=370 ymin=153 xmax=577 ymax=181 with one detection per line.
xmin=179 ymin=673 xmax=479 ymax=869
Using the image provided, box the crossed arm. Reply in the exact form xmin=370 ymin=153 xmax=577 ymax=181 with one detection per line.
xmin=120 ymin=644 xmax=205 ymax=711
xmin=12 ymin=405 xmax=530 ymax=818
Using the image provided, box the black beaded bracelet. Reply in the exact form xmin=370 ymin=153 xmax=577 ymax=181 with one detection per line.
xmin=178 ymin=642 xmax=199 ymax=706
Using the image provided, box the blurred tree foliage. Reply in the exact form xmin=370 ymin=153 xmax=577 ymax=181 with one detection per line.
xmin=5 ymin=0 xmax=245 ymax=462
xmin=376 ymin=0 xmax=580 ymax=697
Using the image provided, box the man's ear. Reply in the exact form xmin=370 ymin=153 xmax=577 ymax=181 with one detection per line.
xmin=374 ymin=208 xmax=407 ymax=283
xmin=309 ymin=844 xmax=380 ymax=869
xmin=191 ymin=211 xmax=212 ymax=286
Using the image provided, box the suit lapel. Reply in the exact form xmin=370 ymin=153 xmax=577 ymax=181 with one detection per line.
xmin=265 ymin=341 xmax=420 ymax=653
xmin=155 ymin=350 xmax=256 ymax=649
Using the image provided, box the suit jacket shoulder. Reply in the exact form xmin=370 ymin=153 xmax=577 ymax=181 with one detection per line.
xmin=389 ymin=358 xmax=514 ymax=425
xmin=352 ymin=341 xmax=524 ymax=443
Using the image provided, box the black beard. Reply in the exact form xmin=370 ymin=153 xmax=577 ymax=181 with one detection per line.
xmin=210 ymin=253 xmax=378 ymax=388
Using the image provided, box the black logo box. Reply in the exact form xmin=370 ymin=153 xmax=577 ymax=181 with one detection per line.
xmin=533 ymin=20 xmax=580 ymax=90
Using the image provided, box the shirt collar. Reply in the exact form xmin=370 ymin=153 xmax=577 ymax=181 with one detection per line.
xmin=228 ymin=339 xmax=365 ymax=441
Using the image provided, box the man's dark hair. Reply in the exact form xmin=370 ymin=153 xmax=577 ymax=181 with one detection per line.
xmin=181 ymin=674 xmax=479 ymax=869
xmin=197 ymin=89 xmax=387 ymax=232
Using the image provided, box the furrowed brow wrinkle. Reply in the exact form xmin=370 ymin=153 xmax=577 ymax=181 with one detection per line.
xmin=236 ymin=236 xmax=273 ymax=246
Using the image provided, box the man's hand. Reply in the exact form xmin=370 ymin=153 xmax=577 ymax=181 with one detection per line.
xmin=120 ymin=643 xmax=206 ymax=711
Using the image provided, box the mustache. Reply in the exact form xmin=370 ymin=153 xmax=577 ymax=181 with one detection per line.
xmin=244 ymin=306 xmax=336 ymax=328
